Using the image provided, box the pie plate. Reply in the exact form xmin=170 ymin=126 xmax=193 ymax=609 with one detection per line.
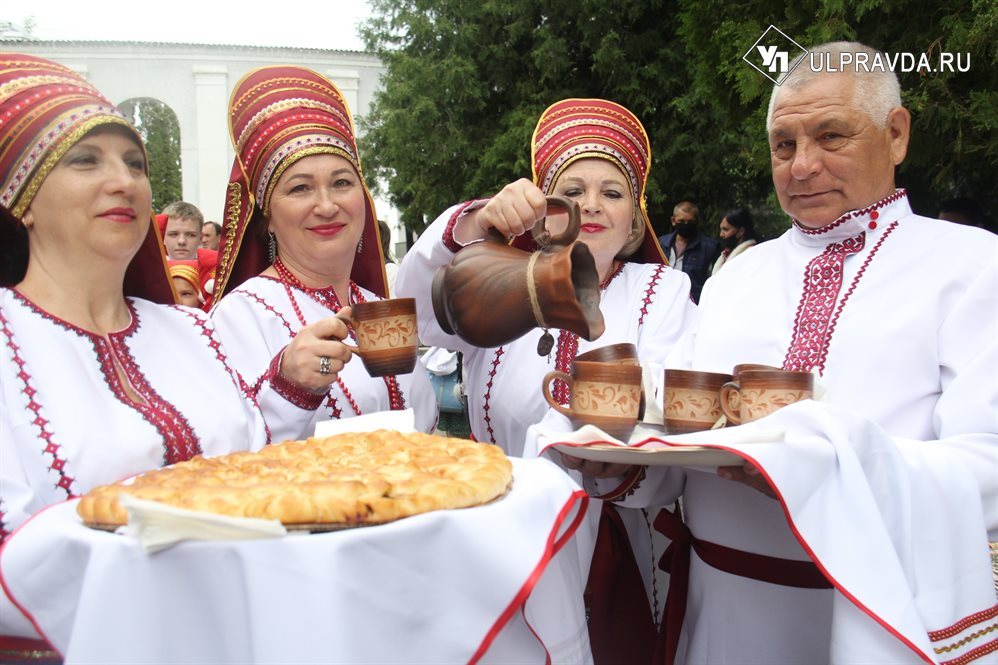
xmin=552 ymin=443 xmax=742 ymax=468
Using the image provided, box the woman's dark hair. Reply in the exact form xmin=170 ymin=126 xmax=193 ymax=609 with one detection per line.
xmin=0 ymin=206 xmax=28 ymax=287
xmin=721 ymin=208 xmax=760 ymax=242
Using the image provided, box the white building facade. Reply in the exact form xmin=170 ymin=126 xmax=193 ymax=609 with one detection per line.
xmin=2 ymin=40 xmax=403 ymax=250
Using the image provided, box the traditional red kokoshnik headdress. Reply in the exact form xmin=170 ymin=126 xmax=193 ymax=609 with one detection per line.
xmin=517 ymin=98 xmax=665 ymax=264
xmin=0 ymin=52 xmax=173 ymax=302
xmin=213 ymin=65 xmax=388 ymax=303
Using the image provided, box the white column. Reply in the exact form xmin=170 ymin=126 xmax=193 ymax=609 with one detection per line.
xmin=191 ymin=65 xmax=230 ymax=223
xmin=325 ymin=68 xmax=361 ymax=120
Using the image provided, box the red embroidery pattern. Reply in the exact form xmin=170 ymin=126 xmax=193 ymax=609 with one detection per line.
xmin=552 ymin=330 xmax=580 ymax=406
xmin=5 ymin=293 xmax=202 ymax=471
xmin=175 ymin=307 xmax=273 ymax=445
xmin=783 ymin=221 xmax=900 ymax=374
xmin=1 ymin=301 xmax=76 ymax=499
xmin=638 ymin=265 xmax=665 ymax=326
xmin=793 ymin=189 xmax=906 ymax=236
xmin=482 ymin=347 xmax=506 ymax=443
xmin=820 ymin=221 xmax=899 ymax=374
xmin=103 ymin=311 xmax=202 ymax=465
xmin=782 ymin=234 xmax=866 ymax=373
xmin=940 ymin=639 xmax=998 ymax=665
xmin=266 ymin=349 xmax=324 ymax=411
xmin=931 ymin=605 xmax=998 ymax=641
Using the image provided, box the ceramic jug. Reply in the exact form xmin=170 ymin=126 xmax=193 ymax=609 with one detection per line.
xmin=431 ymin=196 xmax=605 ymax=349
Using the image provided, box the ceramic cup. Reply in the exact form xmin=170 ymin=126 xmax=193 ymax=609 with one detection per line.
xmin=663 ymin=369 xmax=733 ymax=434
xmin=720 ymin=369 xmax=814 ymax=425
xmin=576 ymin=343 xmax=639 ymax=365
xmin=731 ymin=363 xmax=780 ymax=380
xmin=338 ymin=298 xmax=419 ymax=376
xmin=542 ymin=360 xmax=643 ymax=440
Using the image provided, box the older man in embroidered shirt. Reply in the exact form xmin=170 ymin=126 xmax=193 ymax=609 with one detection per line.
xmin=568 ymin=41 xmax=998 ymax=664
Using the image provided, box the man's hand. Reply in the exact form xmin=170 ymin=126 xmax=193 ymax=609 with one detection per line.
xmin=717 ymin=463 xmax=777 ymax=499
xmin=559 ymin=452 xmax=634 ymax=479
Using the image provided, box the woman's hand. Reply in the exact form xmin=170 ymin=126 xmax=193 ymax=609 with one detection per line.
xmin=455 ymin=179 xmax=549 ymax=244
xmin=279 ymin=308 xmax=354 ymax=391
xmin=559 ymin=452 xmax=634 ymax=479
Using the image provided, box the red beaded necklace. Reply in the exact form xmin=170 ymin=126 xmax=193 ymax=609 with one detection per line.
xmin=272 ymin=257 xmax=406 ymax=415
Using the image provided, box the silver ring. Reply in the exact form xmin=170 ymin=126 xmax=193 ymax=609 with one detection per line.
xmin=318 ymin=356 xmax=331 ymax=375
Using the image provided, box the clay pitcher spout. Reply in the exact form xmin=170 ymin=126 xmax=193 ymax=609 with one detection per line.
xmin=431 ymin=196 xmax=605 ymax=349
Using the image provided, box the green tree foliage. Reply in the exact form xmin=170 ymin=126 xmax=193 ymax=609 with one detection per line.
xmin=361 ymin=0 xmax=996 ymax=237
xmin=119 ymin=98 xmax=182 ymax=214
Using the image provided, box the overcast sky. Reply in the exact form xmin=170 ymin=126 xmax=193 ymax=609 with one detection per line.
xmin=5 ymin=0 xmax=372 ymax=51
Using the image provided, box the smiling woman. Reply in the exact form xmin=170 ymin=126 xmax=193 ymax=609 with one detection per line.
xmin=0 ymin=53 xmax=332 ymax=654
xmin=209 ymin=64 xmax=437 ymax=437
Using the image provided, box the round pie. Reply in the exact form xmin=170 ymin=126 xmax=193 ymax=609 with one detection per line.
xmin=76 ymin=430 xmax=513 ymax=528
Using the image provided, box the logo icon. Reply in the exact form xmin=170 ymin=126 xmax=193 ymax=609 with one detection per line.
xmin=743 ymin=25 xmax=809 ymax=85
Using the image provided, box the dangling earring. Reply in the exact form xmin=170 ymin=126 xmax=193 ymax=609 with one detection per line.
xmin=268 ymin=232 xmax=277 ymax=264
xmin=356 ymin=234 xmax=364 ymax=255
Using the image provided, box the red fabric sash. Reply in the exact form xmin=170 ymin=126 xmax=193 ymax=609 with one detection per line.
xmin=587 ymin=502 xmax=657 ymax=665
xmin=653 ymin=506 xmax=832 ymax=665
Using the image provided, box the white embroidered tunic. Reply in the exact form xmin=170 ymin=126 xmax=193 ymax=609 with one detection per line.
xmin=211 ymin=276 xmax=438 ymax=437
xmin=0 ymin=291 xmax=320 ymax=542
xmin=614 ymin=191 xmax=998 ymax=663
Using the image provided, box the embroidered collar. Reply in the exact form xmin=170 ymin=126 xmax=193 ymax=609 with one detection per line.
xmin=791 ymin=189 xmax=910 ymax=247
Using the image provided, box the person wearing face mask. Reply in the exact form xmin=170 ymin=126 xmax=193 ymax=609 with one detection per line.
xmin=657 ymin=201 xmax=719 ymax=303
xmin=711 ymin=208 xmax=760 ymax=275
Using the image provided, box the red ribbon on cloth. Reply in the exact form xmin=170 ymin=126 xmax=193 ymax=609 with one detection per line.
xmin=469 ymin=489 xmax=590 ymax=665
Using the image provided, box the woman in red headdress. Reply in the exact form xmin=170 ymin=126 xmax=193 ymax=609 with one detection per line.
xmin=396 ymin=98 xmax=697 ymax=664
xmin=0 ymin=54 xmax=343 ymax=653
xmin=211 ymin=66 xmax=436 ymax=436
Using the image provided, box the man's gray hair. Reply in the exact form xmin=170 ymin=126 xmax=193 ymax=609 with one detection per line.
xmin=766 ymin=42 xmax=902 ymax=132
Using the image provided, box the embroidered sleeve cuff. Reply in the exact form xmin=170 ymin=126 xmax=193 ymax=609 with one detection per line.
xmin=267 ymin=349 xmax=325 ymax=411
xmin=442 ymin=199 xmax=489 ymax=252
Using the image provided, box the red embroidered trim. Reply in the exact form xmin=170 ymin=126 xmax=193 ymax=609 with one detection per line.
xmin=105 ymin=311 xmax=202 ymax=465
xmin=442 ymin=200 xmax=481 ymax=253
xmin=940 ymin=639 xmax=998 ymax=665
xmin=819 ymin=221 xmax=899 ymax=373
xmin=638 ymin=265 xmax=665 ymax=326
xmin=793 ymin=189 xmax=906 ymax=236
xmin=6 ymin=293 xmax=202 ymax=469
xmin=782 ymin=234 xmax=866 ymax=373
xmin=783 ymin=221 xmax=899 ymax=373
xmin=174 ymin=307 xmax=273 ymax=445
xmin=1 ymin=299 xmax=76 ymax=498
xmin=266 ymin=348 xmax=325 ymax=410
xmin=482 ymin=347 xmax=506 ymax=443
xmin=930 ymin=605 xmax=998 ymax=641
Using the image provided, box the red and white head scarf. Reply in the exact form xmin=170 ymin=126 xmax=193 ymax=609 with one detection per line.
xmin=214 ymin=65 xmax=387 ymax=302
xmin=0 ymin=53 xmax=172 ymax=301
